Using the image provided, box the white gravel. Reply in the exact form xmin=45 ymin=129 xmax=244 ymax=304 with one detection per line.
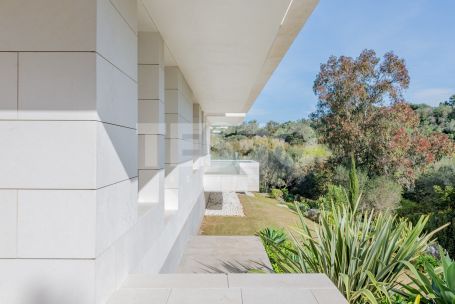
xmin=205 ymin=192 xmax=245 ymax=216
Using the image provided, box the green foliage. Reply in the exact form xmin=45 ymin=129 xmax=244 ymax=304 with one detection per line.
xmin=434 ymin=185 xmax=455 ymax=209
xmin=404 ymin=158 xmax=455 ymax=211
xmin=332 ymin=163 xmax=402 ymax=211
xmin=268 ymin=204 xmax=441 ymax=303
xmin=257 ymin=227 xmax=293 ymax=273
xmin=413 ymin=95 xmax=455 ymax=139
xmin=270 ymin=188 xmax=283 ymax=200
xmin=286 ymin=200 xmax=311 ymax=214
xmin=401 ymin=248 xmax=455 ymax=304
xmin=363 ymin=176 xmax=402 ymax=211
xmin=332 ymin=164 xmax=368 ymax=192
xmin=414 ymin=254 xmax=440 ymax=272
xmin=379 ymin=294 xmax=416 ymax=304
xmin=263 ymin=164 xmax=444 ymax=303
xmin=399 ymin=158 xmax=455 ymax=258
xmin=316 ymin=184 xmax=348 ymax=209
xmin=349 ymin=154 xmax=360 ymax=210
xmin=299 ymin=144 xmax=331 ymax=158
xmin=258 ymin=227 xmax=287 ymax=246
xmin=425 ymin=210 xmax=455 ymax=258
xmin=312 ymin=50 xmax=454 ymax=188
xmin=211 ymin=121 xmax=330 ymax=193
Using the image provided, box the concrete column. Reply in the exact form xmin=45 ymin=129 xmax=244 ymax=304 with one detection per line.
xmin=0 ymin=1 xmax=139 ymax=303
xmin=201 ymin=111 xmax=210 ymax=157
xmin=164 ymin=67 xmax=194 ymax=210
xmin=138 ymin=32 xmax=165 ymax=207
xmin=193 ymin=103 xmax=202 ymax=167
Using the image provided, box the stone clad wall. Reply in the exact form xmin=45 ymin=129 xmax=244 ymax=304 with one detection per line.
xmin=0 ymin=1 xmax=208 ymax=303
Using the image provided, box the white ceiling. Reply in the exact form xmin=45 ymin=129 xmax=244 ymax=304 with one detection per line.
xmin=139 ymin=0 xmax=318 ymax=123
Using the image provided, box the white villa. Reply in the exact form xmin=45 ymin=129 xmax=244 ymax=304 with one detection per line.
xmin=0 ymin=0 xmax=348 ymax=303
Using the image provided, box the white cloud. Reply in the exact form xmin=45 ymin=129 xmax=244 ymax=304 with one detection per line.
xmin=246 ymin=107 xmax=268 ymax=117
xmin=412 ymin=88 xmax=455 ymax=106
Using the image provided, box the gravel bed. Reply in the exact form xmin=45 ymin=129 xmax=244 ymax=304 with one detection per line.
xmin=205 ymin=192 xmax=245 ymax=216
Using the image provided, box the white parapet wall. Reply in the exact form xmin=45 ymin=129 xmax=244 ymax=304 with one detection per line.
xmin=203 ymin=160 xmax=260 ymax=192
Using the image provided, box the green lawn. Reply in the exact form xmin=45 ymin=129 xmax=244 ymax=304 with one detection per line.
xmin=200 ymin=193 xmax=316 ymax=236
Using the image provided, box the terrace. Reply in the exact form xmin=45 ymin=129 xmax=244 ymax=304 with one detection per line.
xmin=0 ymin=0 xmax=349 ymax=303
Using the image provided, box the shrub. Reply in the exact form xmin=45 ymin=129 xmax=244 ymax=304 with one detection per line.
xmin=270 ymin=188 xmax=283 ymax=200
xmin=286 ymin=201 xmax=310 ymax=213
xmin=257 ymin=227 xmax=287 ymax=246
xmin=331 ymin=163 xmax=368 ymax=191
xmin=316 ymin=184 xmax=348 ymax=209
xmin=426 ymin=210 xmax=455 ymax=258
xmin=265 ymin=159 xmax=445 ymax=303
xmin=400 ymin=159 xmax=455 ymax=258
xmin=404 ymin=157 xmax=455 ymax=211
xmin=332 ymin=164 xmax=403 ymax=211
xmin=414 ymin=254 xmax=439 ymax=272
xmin=363 ymin=176 xmax=402 ymax=211
xmin=257 ymin=227 xmax=293 ymax=273
xmin=401 ymin=248 xmax=455 ymax=304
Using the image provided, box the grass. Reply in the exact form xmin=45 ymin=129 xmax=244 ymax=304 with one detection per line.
xmin=200 ymin=193 xmax=316 ymax=236
xmin=301 ymin=144 xmax=331 ymax=158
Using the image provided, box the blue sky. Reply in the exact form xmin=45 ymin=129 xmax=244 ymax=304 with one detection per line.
xmin=246 ymin=0 xmax=455 ymax=123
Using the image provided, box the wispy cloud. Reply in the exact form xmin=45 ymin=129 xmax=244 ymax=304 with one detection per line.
xmin=246 ymin=107 xmax=268 ymax=117
xmin=412 ymin=88 xmax=455 ymax=106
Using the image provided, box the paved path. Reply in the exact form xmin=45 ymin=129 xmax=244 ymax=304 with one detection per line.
xmin=176 ymin=236 xmax=272 ymax=273
xmin=107 ymin=237 xmax=349 ymax=303
xmin=108 ymin=273 xmax=348 ymax=304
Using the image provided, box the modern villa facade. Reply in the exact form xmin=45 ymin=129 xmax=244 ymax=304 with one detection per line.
xmin=0 ymin=0 xmax=321 ymax=303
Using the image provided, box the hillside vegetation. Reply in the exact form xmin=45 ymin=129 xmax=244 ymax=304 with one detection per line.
xmin=211 ymin=49 xmax=455 ymax=303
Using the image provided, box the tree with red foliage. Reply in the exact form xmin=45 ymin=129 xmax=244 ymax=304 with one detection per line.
xmin=312 ymin=50 xmax=454 ymax=187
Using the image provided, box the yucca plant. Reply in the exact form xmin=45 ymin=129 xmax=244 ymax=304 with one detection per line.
xmin=400 ymin=249 xmax=455 ymax=304
xmin=258 ymin=227 xmax=287 ymax=246
xmin=266 ymin=158 xmax=446 ymax=303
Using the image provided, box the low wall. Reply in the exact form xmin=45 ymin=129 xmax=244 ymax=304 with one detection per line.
xmin=203 ymin=160 xmax=259 ymax=192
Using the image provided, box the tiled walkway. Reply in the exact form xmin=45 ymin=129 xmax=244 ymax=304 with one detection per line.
xmin=176 ymin=236 xmax=272 ymax=273
xmin=107 ymin=236 xmax=348 ymax=303
xmin=108 ymin=273 xmax=348 ymax=304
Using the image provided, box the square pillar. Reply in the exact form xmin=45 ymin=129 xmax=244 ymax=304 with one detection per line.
xmin=138 ymin=32 xmax=165 ymax=207
xmin=164 ymin=67 xmax=194 ymax=210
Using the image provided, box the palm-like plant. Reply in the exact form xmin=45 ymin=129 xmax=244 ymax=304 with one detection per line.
xmin=401 ymin=249 xmax=455 ymax=304
xmin=266 ymin=158 xmax=446 ymax=303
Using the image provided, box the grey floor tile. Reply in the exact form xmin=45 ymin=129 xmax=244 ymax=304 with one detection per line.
xmin=124 ymin=274 xmax=228 ymax=288
xmin=107 ymin=288 xmax=170 ymax=304
xmin=311 ymin=288 xmax=349 ymax=304
xmin=178 ymin=255 xmax=271 ymax=273
xmin=176 ymin=236 xmax=272 ymax=273
xmin=167 ymin=288 xmax=242 ymax=304
xmin=228 ymin=274 xmax=337 ymax=289
xmin=242 ymin=288 xmax=318 ymax=304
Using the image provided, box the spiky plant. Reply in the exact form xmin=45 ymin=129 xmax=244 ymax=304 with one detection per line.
xmin=265 ymin=158 xmax=447 ymax=303
xmin=349 ymin=154 xmax=360 ymax=210
xmin=400 ymin=248 xmax=455 ymax=304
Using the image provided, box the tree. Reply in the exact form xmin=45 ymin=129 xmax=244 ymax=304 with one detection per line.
xmin=443 ymin=94 xmax=455 ymax=107
xmin=312 ymin=50 xmax=454 ymax=187
xmin=312 ymin=49 xmax=409 ymax=161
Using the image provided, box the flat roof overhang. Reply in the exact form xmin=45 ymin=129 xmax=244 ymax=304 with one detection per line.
xmin=138 ymin=0 xmax=318 ymax=125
